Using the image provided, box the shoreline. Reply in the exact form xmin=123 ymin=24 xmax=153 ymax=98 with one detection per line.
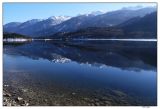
xmin=3 ymin=80 xmax=154 ymax=106
xmin=3 ymin=84 xmax=29 ymax=106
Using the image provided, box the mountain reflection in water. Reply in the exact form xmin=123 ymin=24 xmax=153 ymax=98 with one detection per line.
xmin=3 ymin=40 xmax=157 ymax=106
xmin=4 ymin=40 xmax=157 ymax=71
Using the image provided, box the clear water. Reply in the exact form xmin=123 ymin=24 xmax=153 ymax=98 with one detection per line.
xmin=3 ymin=40 xmax=157 ymax=106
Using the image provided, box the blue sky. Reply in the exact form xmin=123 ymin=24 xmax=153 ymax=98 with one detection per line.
xmin=3 ymin=3 xmax=156 ymax=24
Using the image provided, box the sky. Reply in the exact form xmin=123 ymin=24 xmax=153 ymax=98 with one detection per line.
xmin=3 ymin=3 xmax=156 ymax=24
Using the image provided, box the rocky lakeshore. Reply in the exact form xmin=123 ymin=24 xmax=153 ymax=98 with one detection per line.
xmin=3 ymin=84 xmax=29 ymax=106
xmin=3 ymin=83 xmax=133 ymax=106
xmin=3 ymin=67 xmax=157 ymax=106
xmin=3 ymin=70 xmax=155 ymax=106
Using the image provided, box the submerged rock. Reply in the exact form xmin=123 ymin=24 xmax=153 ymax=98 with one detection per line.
xmin=17 ymin=97 xmax=23 ymax=101
xmin=71 ymin=92 xmax=76 ymax=95
xmin=3 ymin=92 xmax=11 ymax=97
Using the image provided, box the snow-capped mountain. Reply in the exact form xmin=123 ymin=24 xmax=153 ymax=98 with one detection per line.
xmin=46 ymin=16 xmax=71 ymax=26
xmin=35 ymin=6 xmax=156 ymax=37
xmin=4 ymin=6 xmax=156 ymax=37
xmin=48 ymin=16 xmax=71 ymax=21
xmin=3 ymin=16 xmax=71 ymax=36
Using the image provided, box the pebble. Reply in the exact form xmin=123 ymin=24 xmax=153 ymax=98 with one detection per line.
xmin=104 ymin=101 xmax=111 ymax=105
xmin=22 ymin=89 xmax=28 ymax=92
xmin=4 ymin=85 xmax=9 ymax=87
xmin=44 ymin=99 xmax=48 ymax=102
xmin=3 ymin=99 xmax=7 ymax=102
xmin=17 ymin=97 xmax=23 ymax=101
xmin=21 ymin=102 xmax=29 ymax=106
xmin=95 ymin=102 xmax=100 ymax=106
xmin=26 ymin=103 xmax=29 ymax=106
xmin=4 ymin=93 xmax=11 ymax=97
xmin=72 ymin=92 xmax=76 ymax=95
xmin=7 ymin=103 xmax=11 ymax=106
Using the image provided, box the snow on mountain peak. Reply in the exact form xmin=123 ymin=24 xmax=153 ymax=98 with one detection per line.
xmin=45 ymin=16 xmax=71 ymax=26
xmin=48 ymin=16 xmax=71 ymax=21
xmin=78 ymin=10 xmax=106 ymax=17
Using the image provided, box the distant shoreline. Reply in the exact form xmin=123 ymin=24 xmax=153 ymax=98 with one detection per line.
xmin=3 ymin=38 xmax=32 ymax=42
xmin=3 ymin=38 xmax=157 ymax=42
xmin=31 ymin=38 xmax=158 ymax=42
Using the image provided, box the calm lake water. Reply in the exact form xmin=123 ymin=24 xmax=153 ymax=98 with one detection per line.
xmin=3 ymin=40 xmax=157 ymax=106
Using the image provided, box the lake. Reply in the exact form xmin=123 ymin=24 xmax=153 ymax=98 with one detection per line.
xmin=3 ymin=40 xmax=157 ymax=106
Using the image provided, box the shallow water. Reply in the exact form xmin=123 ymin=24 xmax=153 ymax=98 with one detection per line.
xmin=3 ymin=40 xmax=157 ymax=106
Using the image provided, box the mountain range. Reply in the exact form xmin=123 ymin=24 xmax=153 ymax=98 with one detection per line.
xmin=3 ymin=6 xmax=157 ymax=38
xmin=4 ymin=16 xmax=71 ymax=36
xmin=50 ymin=12 xmax=156 ymax=39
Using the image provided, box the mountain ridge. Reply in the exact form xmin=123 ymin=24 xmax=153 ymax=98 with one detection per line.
xmin=3 ymin=6 xmax=156 ymax=37
xmin=47 ymin=11 xmax=157 ymax=39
